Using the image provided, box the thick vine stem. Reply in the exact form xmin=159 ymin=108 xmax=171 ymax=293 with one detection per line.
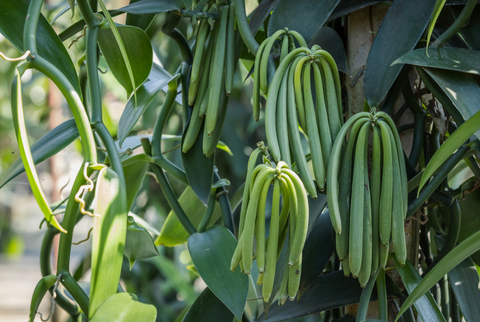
xmin=151 ymin=77 xmax=189 ymax=185
xmin=57 ymin=167 xmax=91 ymax=274
xmin=40 ymin=229 xmax=81 ymax=318
xmin=62 ymin=273 xmax=89 ymax=316
xmin=162 ymin=13 xmax=194 ymax=64
xmin=151 ymin=163 xmax=197 ymax=235
xmin=431 ymin=0 xmax=477 ymax=48
xmin=234 ymin=0 xmax=259 ymax=54
xmin=31 ymin=57 xmax=97 ymax=164
xmin=198 ymin=190 xmax=217 ymax=233
xmin=215 ymin=171 xmax=235 ymax=235
xmin=402 ymin=81 xmax=426 ymax=168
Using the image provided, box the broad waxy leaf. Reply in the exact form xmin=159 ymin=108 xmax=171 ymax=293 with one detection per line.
xmin=394 ymin=48 xmax=480 ymax=75
xmin=125 ymin=0 xmax=156 ymax=31
xmin=308 ymin=27 xmax=349 ymax=75
xmin=257 ymin=271 xmax=368 ymax=321
xmin=181 ymin=122 xmax=214 ymax=206
xmin=397 ymin=229 xmax=480 ymax=319
xmin=97 ymin=25 xmax=153 ymax=96
xmin=188 ymin=225 xmax=248 ymax=320
xmin=423 ymin=67 xmax=480 ymax=139
xmin=307 ymin=194 xmax=328 ymax=235
xmin=418 ymin=110 xmax=480 ymax=193
xmin=268 ymin=0 xmax=341 ymax=43
xmin=328 ymin=0 xmax=382 ymax=22
xmin=0 ymin=118 xmax=78 ymax=189
xmin=363 ymin=0 xmax=436 ymax=107
xmin=155 ymin=184 xmax=244 ymax=247
xmin=298 ymin=211 xmax=334 ymax=297
xmin=99 ymin=0 xmax=139 ymax=102
xmin=447 ymin=258 xmax=480 ymax=322
xmin=182 ymin=287 xmax=234 ymax=322
xmin=0 ymin=0 xmax=81 ymax=94
xmin=124 ymin=216 xmax=159 ymax=269
xmin=11 ymin=69 xmax=66 ymax=233
xmin=118 ymin=0 xmax=183 ymax=15
xmin=392 ymin=255 xmax=446 ymax=322
xmin=124 ymin=161 xmax=149 ymax=211
xmin=249 ymin=0 xmax=278 ymax=36
xmin=89 ymin=293 xmax=156 ymax=322
xmin=117 ymin=64 xmax=179 ymax=147
xmin=90 ymin=167 xmax=128 ymax=318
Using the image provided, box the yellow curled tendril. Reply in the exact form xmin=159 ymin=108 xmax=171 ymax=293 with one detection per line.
xmin=0 ymin=50 xmax=32 ymax=62
xmin=74 ymin=162 xmax=101 ymax=218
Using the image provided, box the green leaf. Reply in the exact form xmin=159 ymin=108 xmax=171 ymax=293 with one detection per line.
xmin=249 ymin=0 xmax=278 ymax=36
xmin=363 ymin=0 xmax=436 ymax=107
xmin=418 ymin=110 xmax=480 ymax=193
xmin=392 ymin=255 xmax=446 ymax=322
xmin=117 ymin=64 xmax=179 ymax=147
xmin=155 ymin=184 xmax=244 ymax=247
xmin=0 ymin=0 xmax=81 ymax=94
xmin=67 ymin=0 xmax=75 ymax=17
xmin=447 ymin=257 xmax=480 ymax=322
xmin=268 ymin=0 xmax=341 ymax=43
xmin=426 ymin=0 xmax=447 ymax=51
xmin=97 ymin=12 xmax=152 ymax=98
xmin=328 ymin=0 xmax=382 ymax=22
xmin=124 ymin=162 xmax=149 ymax=211
xmin=182 ymin=287 xmax=234 ymax=322
xmin=28 ymin=275 xmax=57 ymax=322
xmin=181 ymin=122 xmax=214 ymax=206
xmin=187 ymin=226 xmax=248 ymax=320
xmin=90 ymin=167 xmax=128 ymax=318
xmin=124 ymin=216 xmax=159 ymax=269
xmin=396 ymin=229 xmax=480 ymax=319
xmin=0 ymin=118 xmax=78 ymax=189
xmin=215 ymin=141 xmax=233 ymax=156
xmin=11 ymin=69 xmax=66 ymax=233
xmin=89 ymin=293 xmax=156 ymax=322
xmin=393 ymin=48 xmax=480 ymax=75
xmin=298 ymin=211 xmax=334 ymax=297
xmin=457 ymin=188 xmax=480 ymax=265
xmin=308 ymin=26 xmax=349 ymax=75
xmin=257 ymin=271 xmax=367 ymax=322
xmin=422 ymin=67 xmax=480 ymax=139
xmin=118 ymin=0 xmax=183 ymax=14
xmin=125 ymin=0 xmax=156 ymax=31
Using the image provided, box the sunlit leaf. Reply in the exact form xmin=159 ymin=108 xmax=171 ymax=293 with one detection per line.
xmin=90 ymin=293 xmax=156 ymax=322
xmin=89 ymin=167 xmax=128 ymax=318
